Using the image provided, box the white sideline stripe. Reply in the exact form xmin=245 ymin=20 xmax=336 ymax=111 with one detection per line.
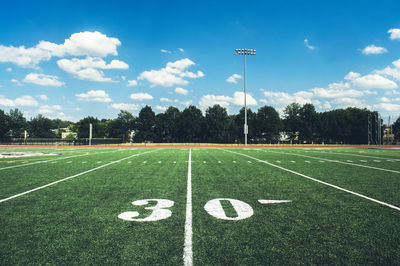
xmin=184 ymin=148 xmax=193 ymax=266
xmin=303 ymin=149 xmax=398 ymax=160
xmin=0 ymin=150 xmax=121 ymax=171
xmin=269 ymin=151 xmax=400 ymax=174
xmin=225 ymin=149 xmax=400 ymax=212
xmin=0 ymin=150 xmax=156 ymax=203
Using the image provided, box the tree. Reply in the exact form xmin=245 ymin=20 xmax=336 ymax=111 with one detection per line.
xmin=117 ymin=110 xmax=136 ymax=142
xmin=298 ymin=103 xmax=318 ymax=143
xmin=0 ymin=109 xmax=10 ymax=139
xmin=255 ymin=106 xmax=281 ymax=143
xmin=29 ymin=115 xmax=56 ymax=138
xmin=177 ymin=105 xmax=205 ymax=142
xmin=8 ymin=108 xmax=27 ymax=138
xmin=283 ymin=103 xmax=302 ymax=143
xmin=163 ymin=106 xmax=181 ymax=142
xmin=234 ymin=107 xmax=256 ymax=143
xmin=134 ymin=106 xmax=156 ymax=142
xmin=392 ymin=115 xmax=400 ymax=141
xmin=104 ymin=119 xmax=122 ymax=138
xmin=76 ymin=117 xmax=104 ymax=138
xmin=205 ymin=105 xmax=229 ymax=143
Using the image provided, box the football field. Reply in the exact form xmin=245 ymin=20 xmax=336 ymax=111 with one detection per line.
xmin=1 ymin=146 xmax=400 ymax=264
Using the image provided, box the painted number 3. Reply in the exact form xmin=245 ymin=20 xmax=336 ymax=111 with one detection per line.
xmin=118 ymin=198 xmax=291 ymax=222
xmin=118 ymin=199 xmax=174 ymax=222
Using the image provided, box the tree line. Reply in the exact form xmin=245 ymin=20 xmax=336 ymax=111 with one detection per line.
xmin=0 ymin=103 xmax=399 ymax=144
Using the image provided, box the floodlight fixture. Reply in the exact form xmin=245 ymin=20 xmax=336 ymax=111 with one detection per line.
xmin=234 ymin=48 xmax=256 ymax=145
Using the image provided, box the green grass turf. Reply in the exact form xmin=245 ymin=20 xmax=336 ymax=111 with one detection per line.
xmin=0 ymin=146 xmax=400 ymax=264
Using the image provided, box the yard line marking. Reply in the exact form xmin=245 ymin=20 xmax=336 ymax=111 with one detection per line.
xmin=276 ymin=160 xmax=281 ymax=163
xmin=360 ymin=160 xmax=367 ymax=162
xmin=225 ymin=149 xmax=400 ymax=212
xmin=291 ymin=161 xmax=296 ymax=163
xmin=270 ymin=151 xmax=400 ymax=174
xmin=373 ymin=160 xmax=381 ymax=162
xmin=183 ymin=148 xmax=193 ymax=266
xmin=346 ymin=160 xmax=353 ymax=162
xmin=305 ymin=161 xmax=311 ymax=163
xmin=301 ymin=149 xmax=398 ymax=160
xmin=0 ymin=150 xmax=122 ymax=171
xmin=0 ymin=150 xmax=157 ymax=204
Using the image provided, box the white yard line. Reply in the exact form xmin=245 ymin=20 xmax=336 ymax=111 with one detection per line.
xmin=0 ymin=150 xmax=123 ymax=171
xmin=0 ymin=150 xmax=157 ymax=203
xmin=184 ymin=148 xmax=193 ymax=266
xmin=225 ymin=149 xmax=400 ymax=212
xmin=268 ymin=151 xmax=400 ymax=174
xmin=300 ymin=149 xmax=400 ymax=161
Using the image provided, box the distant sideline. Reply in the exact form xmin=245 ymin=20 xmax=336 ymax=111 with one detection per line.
xmin=0 ymin=143 xmax=398 ymax=149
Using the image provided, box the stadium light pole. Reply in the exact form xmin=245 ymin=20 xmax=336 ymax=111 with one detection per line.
xmin=235 ymin=48 xmax=256 ymax=145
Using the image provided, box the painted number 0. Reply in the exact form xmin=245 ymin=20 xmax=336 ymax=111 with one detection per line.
xmin=118 ymin=199 xmax=174 ymax=222
xmin=204 ymin=198 xmax=254 ymax=220
xmin=118 ymin=198 xmax=291 ymax=222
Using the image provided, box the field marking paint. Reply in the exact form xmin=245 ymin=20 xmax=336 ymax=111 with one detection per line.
xmin=0 ymin=150 xmax=123 ymax=171
xmin=269 ymin=151 xmax=400 ymax=174
xmin=301 ymin=149 xmax=399 ymax=160
xmin=183 ymin=148 xmax=193 ymax=266
xmin=0 ymin=150 xmax=157 ymax=204
xmin=258 ymin=199 xmax=292 ymax=204
xmin=224 ymin=149 xmax=400 ymax=212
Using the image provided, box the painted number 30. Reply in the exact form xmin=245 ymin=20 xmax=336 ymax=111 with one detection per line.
xmin=118 ymin=198 xmax=291 ymax=222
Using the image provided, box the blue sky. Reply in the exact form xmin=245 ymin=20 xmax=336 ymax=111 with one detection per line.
xmin=0 ymin=0 xmax=400 ymax=122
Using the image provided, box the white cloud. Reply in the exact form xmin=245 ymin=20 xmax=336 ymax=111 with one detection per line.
xmin=226 ymin=73 xmax=242 ymax=83
xmin=57 ymin=56 xmax=128 ymax=82
xmin=155 ymin=105 xmax=168 ymax=112
xmin=331 ymin=97 xmax=365 ymax=108
xmin=160 ymin=97 xmax=172 ymax=103
xmin=310 ymin=87 xmax=363 ymax=98
xmin=362 ymin=45 xmax=387 ymax=55
xmin=23 ymin=73 xmax=65 ymax=86
xmin=179 ymin=48 xmax=184 ymax=52
xmin=175 ymin=87 xmax=188 ymax=95
xmin=263 ymin=91 xmax=312 ymax=107
xmin=127 ymin=80 xmax=138 ymax=87
xmin=75 ymin=90 xmax=112 ymax=102
xmin=161 ymin=49 xmax=171 ymax=54
xmin=376 ymin=59 xmax=400 ymax=81
xmin=374 ymin=102 xmax=400 ymax=112
xmin=37 ymin=94 xmax=49 ymax=101
xmin=199 ymin=95 xmax=232 ymax=110
xmin=198 ymin=91 xmax=257 ymax=110
xmin=0 ymin=31 xmax=121 ymax=68
xmin=388 ymin=28 xmax=400 ymax=40
xmin=38 ymin=105 xmax=62 ymax=114
xmin=304 ymin=39 xmax=316 ymax=50
xmin=130 ymin=92 xmax=153 ymax=101
xmin=380 ymin=97 xmax=391 ymax=103
xmin=6 ymin=67 xmax=12 ymax=72
xmin=11 ymin=78 xmax=22 ymax=86
xmin=111 ymin=103 xmax=140 ymax=111
xmin=232 ymin=91 xmax=258 ymax=106
xmin=15 ymin=95 xmax=39 ymax=106
xmin=137 ymin=58 xmax=204 ymax=87
xmin=0 ymin=95 xmax=16 ymax=106
xmin=180 ymin=100 xmax=193 ymax=106
xmin=345 ymin=72 xmax=397 ymax=89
